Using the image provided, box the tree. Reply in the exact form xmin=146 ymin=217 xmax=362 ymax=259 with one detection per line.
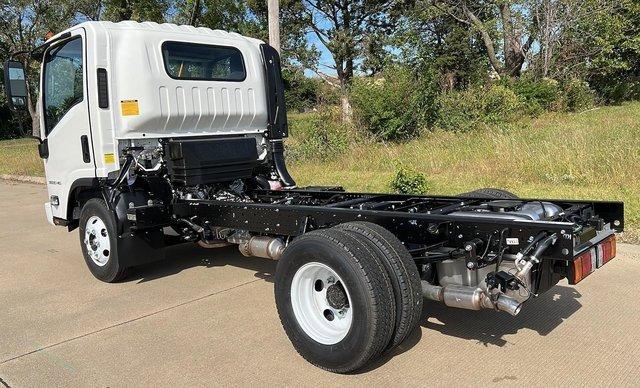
xmin=560 ymin=0 xmax=640 ymax=100
xmin=360 ymin=32 xmax=392 ymax=76
xmin=174 ymin=0 xmax=317 ymax=68
xmin=302 ymin=0 xmax=396 ymax=121
xmin=396 ymin=4 xmax=488 ymax=90
xmin=433 ymin=0 xmax=538 ymax=79
xmin=79 ymin=0 xmax=170 ymax=22
xmin=530 ymin=0 xmax=623 ymax=80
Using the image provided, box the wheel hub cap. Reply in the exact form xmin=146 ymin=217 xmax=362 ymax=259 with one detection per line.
xmin=84 ymin=215 xmax=111 ymax=267
xmin=326 ymin=283 xmax=348 ymax=310
xmin=290 ymin=262 xmax=353 ymax=345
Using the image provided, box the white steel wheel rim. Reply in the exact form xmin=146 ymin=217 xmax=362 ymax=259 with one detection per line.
xmin=84 ymin=216 xmax=111 ymax=267
xmin=290 ymin=262 xmax=353 ymax=345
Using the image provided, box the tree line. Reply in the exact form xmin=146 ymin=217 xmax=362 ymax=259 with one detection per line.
xmin=0 ymin=0 xmax=638 ymax=138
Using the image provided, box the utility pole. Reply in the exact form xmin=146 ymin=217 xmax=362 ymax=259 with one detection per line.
xmin=267 ymin=0 xmax=280 ymax=53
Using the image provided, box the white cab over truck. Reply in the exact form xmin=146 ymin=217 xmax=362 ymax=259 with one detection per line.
xmin=3 ymin=21 xmax=624 ymax=373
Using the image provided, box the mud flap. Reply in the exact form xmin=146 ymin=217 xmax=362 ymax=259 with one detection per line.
xmin=116 ymin=228 xmax=166 ymax=267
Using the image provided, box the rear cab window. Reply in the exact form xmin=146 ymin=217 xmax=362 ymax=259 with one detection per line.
xmin=161 ymin=41 xmax=246 ymax=81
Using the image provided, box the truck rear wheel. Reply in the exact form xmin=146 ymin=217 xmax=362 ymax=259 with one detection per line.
xmin=335 ymin=222 xmax=423 ymax=350
xmin=274 ymin=229 xmax=395 ymax=373
xmin=79 ymin=199 xmax=128 ymax=283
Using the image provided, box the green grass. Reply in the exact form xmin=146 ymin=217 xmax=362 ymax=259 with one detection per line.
xmin=289 ymin=103 xmax=640 ymax=243
xmin=1 ymin=103 xmax=638 ymax=241
xmin=0 ymin=138 xmax=43 ymax=176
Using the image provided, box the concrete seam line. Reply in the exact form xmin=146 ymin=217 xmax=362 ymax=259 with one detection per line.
xmin=0 ymin=175 xmax=45 ymax=185
xmin=0 ymin=278 xmax=263 ymax=365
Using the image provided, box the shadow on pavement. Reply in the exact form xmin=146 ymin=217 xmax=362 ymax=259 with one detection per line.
xmin=126 ymin=243 xmax=276 ymax=284
xmin=356 ymin=325 xmax=423 ymax=374
xmin=126 ymin=242 xmax=425 ymax=372
xmin=123 ymin=244 xmax=582 ymax=370
xmin=421 ymin=285 xmax=582 ymax=347
xmin=354 ymin=286 xmax=581 ymax=372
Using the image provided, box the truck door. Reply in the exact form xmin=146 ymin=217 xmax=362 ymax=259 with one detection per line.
xmin=41 ymin=29 xmax=95 ymax=220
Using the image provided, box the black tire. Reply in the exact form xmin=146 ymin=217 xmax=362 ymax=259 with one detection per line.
xmin=335 ymin=221 xmax=422 ymax=350
xmin=79 ymin=198 xmax=128 ymax=283
xmin=274 ymin=228 xmax=395 ymax=373
xmin=458 ymin=188 xmax=519 ymax=199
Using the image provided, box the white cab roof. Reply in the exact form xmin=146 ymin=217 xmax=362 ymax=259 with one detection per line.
xmin=50 ymin=20 xmax=265 ymax=47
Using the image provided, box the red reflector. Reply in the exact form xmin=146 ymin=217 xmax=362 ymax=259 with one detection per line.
xmin=604 ymin=235 xmax=617 ymax=264
xmin=602 ymin=242 xmax=611 ymax=264
xmin=570 ymin=258 xmax=583 ymax=285
xmin=598 ymin=235 xmax=617 ymax=267
xmin=570 ymin=252 xmax=593 ymax=285
xmin=570 ymin=235 xmax=617 ymax=284
xmin=581 ymin=249 xmax=595 ymax=275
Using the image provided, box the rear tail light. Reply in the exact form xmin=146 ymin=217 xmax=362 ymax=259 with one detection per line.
xmin=598 ymin=234 xmax=617 ymax=267
xmin=569 ymin=235 xmax=617 ymax=284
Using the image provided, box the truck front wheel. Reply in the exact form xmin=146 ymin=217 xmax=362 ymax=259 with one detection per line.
xmin=79 ymin=198 xmax=128 ymax=283
xmin=274 ymin=229 xmax=395 ymax=373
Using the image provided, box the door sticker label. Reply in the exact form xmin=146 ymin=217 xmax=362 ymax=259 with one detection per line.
xmin=120 ymin=100 xmax=139 ymax=116
xmin=104 ymin=153 xmax=116 ymax=164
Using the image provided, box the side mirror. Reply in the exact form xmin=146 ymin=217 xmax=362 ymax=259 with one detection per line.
xmin=38 ymin=138 xmax=49 ymax=159
xmin=3 ymin=60 xmax=28 ymax=110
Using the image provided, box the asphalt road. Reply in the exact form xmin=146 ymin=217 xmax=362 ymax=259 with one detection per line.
xmin=1 ymin=181 xmax=639 ymax=387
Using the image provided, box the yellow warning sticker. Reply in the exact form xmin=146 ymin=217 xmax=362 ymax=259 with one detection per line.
xmin=104 ymin=153 xmax=116 ymax=164
xmin=120 ymin=100 xmax=139 ymax=116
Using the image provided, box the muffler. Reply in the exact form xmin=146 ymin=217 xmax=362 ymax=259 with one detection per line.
xmin=229 ymin=235 xmax=285 ymax=260
xmin=421 ymin=281 xmax=522 ymax=316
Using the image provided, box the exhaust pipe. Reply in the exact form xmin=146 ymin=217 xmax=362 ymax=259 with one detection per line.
xmin=495 ymin=294 xmax=522 ymax=316
xmin=197 ymin=240 xmax=231 ymax=249
xmin=421 ymin=281 xmax=522 ymax=316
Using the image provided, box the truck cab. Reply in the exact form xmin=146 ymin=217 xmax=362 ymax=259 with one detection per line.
xmin=26 ymin=22 xmax=276 ymax=225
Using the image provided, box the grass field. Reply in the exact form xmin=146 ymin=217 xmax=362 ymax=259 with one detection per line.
xmin=0 ymin=138 xmax=43 ymax=176
xmin=288 ymin=102 xmax=640 ymax=242
xmin=1 ymin=102 xmax=638 ymax=242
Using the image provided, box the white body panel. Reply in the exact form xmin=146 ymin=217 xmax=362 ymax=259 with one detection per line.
xmin=39 ymin=21 xmax=269 ymax=220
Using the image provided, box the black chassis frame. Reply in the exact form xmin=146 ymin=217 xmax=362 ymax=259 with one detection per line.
xmin=170 ymin=190 xmax=623 ymax=258
xmin=163 ymin=189 xmax=623 ymax=294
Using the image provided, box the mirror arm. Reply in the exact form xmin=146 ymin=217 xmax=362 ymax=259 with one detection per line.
xmin=9 ymin=50 xmax=30 ymax=61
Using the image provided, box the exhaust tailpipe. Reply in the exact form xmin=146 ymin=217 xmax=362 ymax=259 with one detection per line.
xmin=495 ymin=294 xmax=522 ymax=316
xmin=421 ymin=281 xmax=522 ymax=316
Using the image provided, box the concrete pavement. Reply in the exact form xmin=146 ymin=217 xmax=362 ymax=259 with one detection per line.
xmin=0 ymin=181 xmax=639 ymax=387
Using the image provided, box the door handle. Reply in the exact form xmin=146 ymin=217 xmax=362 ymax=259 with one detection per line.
xmin=81 ymin=135 xmax=91 ymax=163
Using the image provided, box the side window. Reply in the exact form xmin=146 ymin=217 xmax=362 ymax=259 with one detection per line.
xmin=162 ymin=42 xmax=246 ymax=81
xmin=43 ymin=37 xmax=83 ymax=135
